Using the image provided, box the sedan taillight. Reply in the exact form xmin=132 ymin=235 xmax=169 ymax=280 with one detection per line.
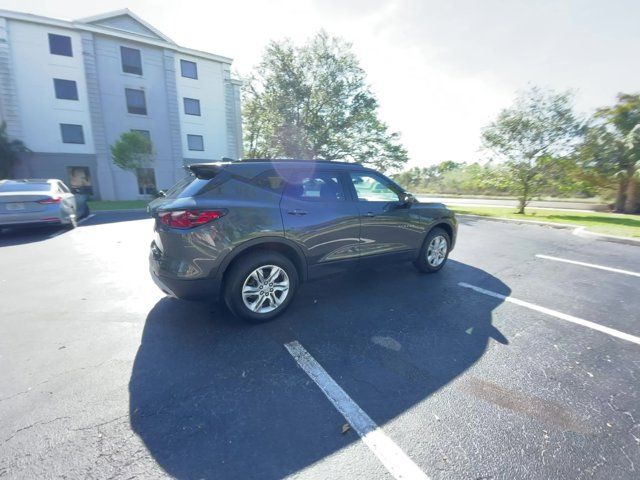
xmin=37 ymin=196 xmax=61 ymax=204
xmin=159 ymin=210 xmax=225 ymax=229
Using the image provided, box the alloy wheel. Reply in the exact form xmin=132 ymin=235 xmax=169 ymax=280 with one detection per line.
xmin=426 ymin=235 xmax=448 ymax=267
xmin=241 ymin=265 xmax=290 ymax=313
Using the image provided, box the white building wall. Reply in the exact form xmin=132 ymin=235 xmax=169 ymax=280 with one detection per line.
xmin=175 ymin=53 xmax=227 ymax=161
xmin=8 ymin=20 xmax=94 ymax=154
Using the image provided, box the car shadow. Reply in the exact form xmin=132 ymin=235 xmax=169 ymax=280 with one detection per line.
xmin=129 ymin=259 xmax=509 ymax=479
xmin=0 ymin=211 xmax=150 ymax=247
xmin=0 ymin=225 xmax=65 ymax=247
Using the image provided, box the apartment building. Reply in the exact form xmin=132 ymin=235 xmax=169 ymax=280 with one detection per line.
xmin=0 ymin=9 xmax=242 ymax=200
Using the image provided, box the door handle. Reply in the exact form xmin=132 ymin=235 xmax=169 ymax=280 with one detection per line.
xmin=287 ymin=209 xmax=307 ymax=216
xmin=364 ymin=212 xmax=376 ymax=217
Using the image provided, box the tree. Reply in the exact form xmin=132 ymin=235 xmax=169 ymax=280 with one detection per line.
xmin=243 ymin=31 xmax=408 ymax=172
xmin=0 ymin=122 xmax=29 ymax=179
xmin=110 ymin=131 xmax=153 ymax=176
xmin=580 ymin=94 xmax=640 ymax=213
xmin=482 ymin=87 xmax=581 ymax=213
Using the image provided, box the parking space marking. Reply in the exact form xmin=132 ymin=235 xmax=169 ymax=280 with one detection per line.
xmin=458 ymin=282 xmax=640 ymax=346
xmin=77 ymin=213 xmax=96 ymax=225
xmin=535 ymin=254 xmax=640 ymax=277
xmin=285 ymin=340 xmax=430 ymax=480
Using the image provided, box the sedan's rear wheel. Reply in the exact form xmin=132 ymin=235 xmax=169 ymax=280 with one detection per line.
xmin=224 ymin=252 xmax=298 ymax=322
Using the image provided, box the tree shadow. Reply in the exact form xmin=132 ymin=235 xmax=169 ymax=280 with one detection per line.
xmin=129 ymin=260 xmax=509 ymax=479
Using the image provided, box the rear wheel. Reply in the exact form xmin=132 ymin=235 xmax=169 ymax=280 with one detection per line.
xmin=414 ymin=227 xmax=450 ymax=273
xmin=224 ymin=251 xmax=299 ymax=322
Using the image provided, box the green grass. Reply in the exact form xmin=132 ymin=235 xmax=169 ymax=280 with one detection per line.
xmin=415 ymin=193 xmax=604 ymax=203
xmin=451 ymin=206 xmax=640 ymax=238
xmin=88 ymin=200 xmax=148 ymax=211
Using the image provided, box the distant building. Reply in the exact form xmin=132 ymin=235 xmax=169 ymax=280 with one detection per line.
xmin=0 ymin=9 xmax=242 ymax=199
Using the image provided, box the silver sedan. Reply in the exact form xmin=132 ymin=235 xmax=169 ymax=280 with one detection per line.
xmin=0 ymin=179 xmax=89 ymax=229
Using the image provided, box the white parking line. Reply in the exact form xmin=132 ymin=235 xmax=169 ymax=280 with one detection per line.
xmin=458 ymin=282 xmax=640 ymax=346
xmin=48 ymin=214 xmax=96 ymax=239
xmin=285 ymin=341 xmax=429 ymax=480
xmin=535 ymin=254 xmax=640 ymax=278
xmin=77 ymin=213 xmax=96 ymax=225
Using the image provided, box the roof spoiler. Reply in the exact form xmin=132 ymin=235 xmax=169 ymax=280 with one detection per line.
xmin=187 ymin=163 xmax=224 ymax=179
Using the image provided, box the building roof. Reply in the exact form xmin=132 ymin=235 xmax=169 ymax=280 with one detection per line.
xmin=75 ymin=9 xmax=176 ymax=45
xmin=0 ymin=8 xmax=233 ymax=64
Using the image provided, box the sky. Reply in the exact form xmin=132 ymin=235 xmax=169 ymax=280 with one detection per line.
xmin=5 ymin=0 xmax=640 ymax=168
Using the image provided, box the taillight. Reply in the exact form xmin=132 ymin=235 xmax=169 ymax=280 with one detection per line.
xmin=159 ymin=210 xmax=225 ymax=229
xmin=37 ymin=196 xmax=61 ymax=204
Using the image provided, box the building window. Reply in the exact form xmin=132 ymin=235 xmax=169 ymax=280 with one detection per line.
xmin=60 ymin=124 xmax=85 ymax=144
xmin=180 ymin=60 xmax=198 ymax=79
xmin=67 ymin=166 xmax=93 ymax=195
xmin=136 ymin=168 xmax=157 ymax=195
xmin=121 ymin=46 xmax=142 ymax=75
xmin=131 ymin=129 xmax=152 ymax=153
xmin=48 ymin=33 xmax=72 ymax=56
xmin=125 ymin=88 xmax=147 ymax=115
xmin=53 ymin=79 xmax=78 ymax=100
xmin=187 ymin=134 xmax=204 ymax=151
xmin=183 ymin=98 xmax=201 ymax=116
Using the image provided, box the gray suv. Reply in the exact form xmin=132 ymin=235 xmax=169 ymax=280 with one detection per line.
xmin=148 ymin=160 xmax=457 ymax=322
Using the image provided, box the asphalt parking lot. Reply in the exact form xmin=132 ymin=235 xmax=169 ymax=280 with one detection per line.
xmin=1 ymin=211 xmax=639 ymax=479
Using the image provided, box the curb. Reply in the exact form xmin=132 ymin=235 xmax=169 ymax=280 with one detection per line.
xmin=457 ymin=214 xmax=640 ymax=247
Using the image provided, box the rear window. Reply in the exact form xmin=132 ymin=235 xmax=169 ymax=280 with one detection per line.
xmin=164 ymin=174 xmax=210 ymax=199
xmin=0 ymin=182 xmax=50 ymax=192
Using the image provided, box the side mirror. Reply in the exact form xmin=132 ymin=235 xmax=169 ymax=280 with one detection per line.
xmin=157 ymin=190 xmax=166 ymax=198
xmin=400 ymin=192 xmax=415 ymax=205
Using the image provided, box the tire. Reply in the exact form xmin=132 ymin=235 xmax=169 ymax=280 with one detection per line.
xmin=223 ymin=251 xmax=299 ymax=323
xmin=414 ymin=227 xmax=451 ymax=273
xmin=67 ymin=214 xmax=78 ymax=229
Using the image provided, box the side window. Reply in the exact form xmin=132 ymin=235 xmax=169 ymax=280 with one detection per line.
xmin=58 ymin=182 xmax=71 ymax=193
xmin=252 ymin=170 xmax=285 ymax=194
xmin=350 ymin=172 xmax=401 ymax=202
xmin=284 ymin=173 xmax=346 ymax=202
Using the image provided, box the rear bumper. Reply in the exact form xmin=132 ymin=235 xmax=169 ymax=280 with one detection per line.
xmin=149 ymin=250 xmax=220 ymax=301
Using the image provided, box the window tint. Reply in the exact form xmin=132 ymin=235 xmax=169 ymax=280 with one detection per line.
xmin=183 ymin=98 xmax=201 ymax=116
xmin=57 ymin=182 xmax=71 ymax=193
xmin=121 ymin=46 xmax=142 ymax=75
xmin=350 ymin=172 xmax=401 ymax=202
xmin=252 ymin=170 xmax=286 ymax=194
xmin=187 ymin=134 xmax=204 ymax=151
xmin=180 ymin=60 xmax=198 ymax=79
xmin=49 ymin=33 xmax=72 ymax=56
xmin=53 ymin=79 xmax=78 ymax=100
xmin=125 ymin=88 xmax=147 ymax=115
xmin=67 ymin=166 xmax=93 ymax=195
xmin=60 ymin=124 xmax=85 ymax=144
xmin=284 ymin=173 xmax=346 ymax=201
xmin=136 ymin=168 xmax=157 ymax=195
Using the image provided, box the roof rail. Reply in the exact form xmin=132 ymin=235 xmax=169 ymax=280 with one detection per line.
xmin=239 ymin=158 xmax=362 ymax=166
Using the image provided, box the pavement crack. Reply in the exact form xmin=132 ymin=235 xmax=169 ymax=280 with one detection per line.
xmin=3 ymin=416 xmax=70 ymax=443
xmin=72 ymin=414 xmax=129 ymax=432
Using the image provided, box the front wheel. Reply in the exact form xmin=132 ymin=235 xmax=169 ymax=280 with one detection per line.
xmin=414 ymin=227 xmax=451 ymax=273
xmin=224 ymin=252 xmax=299 ymax=323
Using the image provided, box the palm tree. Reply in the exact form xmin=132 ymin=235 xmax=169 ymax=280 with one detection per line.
xmin=0 ymin=121 xmax=29 ymax=179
